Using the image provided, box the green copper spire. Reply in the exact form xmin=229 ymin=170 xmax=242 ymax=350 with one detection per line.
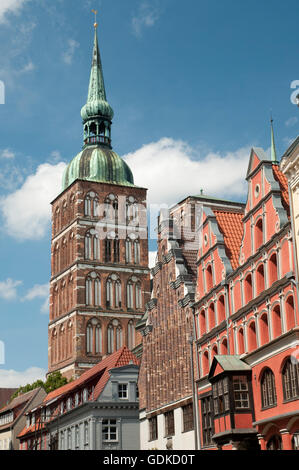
xmin=61 ymin=19 xmax=135 ymax=191
xmin=81 ymin=23 xmax=114 ymax=148
xmin=271 ymin=116 xmax=278 ymax=163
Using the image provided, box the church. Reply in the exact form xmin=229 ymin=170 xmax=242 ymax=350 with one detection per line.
xmin=47 ymin=21 xmax=150 ymax=381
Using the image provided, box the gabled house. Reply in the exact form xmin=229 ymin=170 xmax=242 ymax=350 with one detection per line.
xmin=0 ymin=387 xmax=46 ymax=450
xmin=18 ymin=346 xmax=140 ymax=450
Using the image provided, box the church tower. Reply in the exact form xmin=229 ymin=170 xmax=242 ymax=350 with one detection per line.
xmin=48 ymin=21 xmax=150 ymax=380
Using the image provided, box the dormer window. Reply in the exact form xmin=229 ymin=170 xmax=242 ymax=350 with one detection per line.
xmin=118 ymin=383 xmax=128 ymax=399
xmin=83 ymin=388 xmax=88 ymax=402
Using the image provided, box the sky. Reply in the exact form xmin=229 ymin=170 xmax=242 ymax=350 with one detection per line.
xmin=0 ymin=0 xmax=298 ymax=387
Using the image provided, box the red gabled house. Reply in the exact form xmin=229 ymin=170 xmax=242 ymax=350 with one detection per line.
xmin=193 ymin=143 xmax=299 ymax=450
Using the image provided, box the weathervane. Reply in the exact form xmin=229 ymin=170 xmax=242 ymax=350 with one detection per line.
xmin=92 ymin=9 xmax=98 ymax=29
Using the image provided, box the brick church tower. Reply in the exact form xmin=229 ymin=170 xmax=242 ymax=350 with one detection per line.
xmin=48 ymin=22 xmax=150 ymax=380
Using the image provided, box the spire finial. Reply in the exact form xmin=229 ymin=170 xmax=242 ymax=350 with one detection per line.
xmin=92 ymin=9 xmax=98 ymax=29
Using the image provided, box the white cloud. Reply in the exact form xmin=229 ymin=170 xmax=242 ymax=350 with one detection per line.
xmin=285 ymin=117 xmax=298 ymax=127
xmin=0 ymin=149 xmax=15 ymax=159
xmin=18 ymin=61 xmax=35 ymax=74
xmin=22 ymin=283 xmax=49 ymax=314
xmin=0 ymin=278 xmax=22 ymax=300
xmin=0 ymin=367 xmax=46 ymax=388
xmin=0 ymin=161 xmax=67 ymax=241
xmin=22 ymin=283 xmax=49 ymax=301
xmin=0 ymin=0 xmax=31 ymax=24
xmin=62 ymin=39 xmax=80 ymax=65
xmin=132 ymin=1 xmax=160 ymax=37
xmin=123 ymin=138 xmax=249 ymax=207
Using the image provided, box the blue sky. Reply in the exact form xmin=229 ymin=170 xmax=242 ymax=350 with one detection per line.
xmin=0 ymin=0 xmax=298 ymax=386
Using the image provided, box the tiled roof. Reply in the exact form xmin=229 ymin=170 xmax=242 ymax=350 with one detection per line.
xmin=272 ymin=164 xmax=290 ymax=215
xmin=18 ymin=347 xmax=139 ymax=440
xmin=0 ymin=388 xmax=40 ymax=415
xmin=44 ymin=346 xmax=139 ymax=404
xmin=18 ymin=421 xmax=46 ymax=438
xmin=213 ymin=210 xmax=244 ymax=270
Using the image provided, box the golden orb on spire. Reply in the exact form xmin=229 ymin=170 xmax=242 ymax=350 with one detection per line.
xmin=92 ymin=9 xmax=98 ymax=29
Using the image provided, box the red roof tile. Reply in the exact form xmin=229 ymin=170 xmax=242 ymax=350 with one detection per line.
xmin=272 ymin=164 xmax=290 ymax=215
xmin=44 ymin=346 xmax=139 ymax=404
xmin=213 ymin=210 xmax=244 ymax=270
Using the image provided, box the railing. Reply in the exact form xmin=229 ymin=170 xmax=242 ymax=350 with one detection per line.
xmin=84 ymin=135 xmax=111 ymax=146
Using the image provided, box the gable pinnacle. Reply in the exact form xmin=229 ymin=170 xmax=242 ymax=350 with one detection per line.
xmin=270 ymin=115 xmax=278 ymax=164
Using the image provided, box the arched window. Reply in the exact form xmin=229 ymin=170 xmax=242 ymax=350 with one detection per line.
xmin=285 ymin=295 xmax=295 ymax=330
xmin=238 ymin=328 xmax=245 ymax=355
xmin=125 ymin=239 xmax=132 ymax=263
xmin=106 ymin=278 xmax=113 ymax=308
xmin=268 ymin=253 xmax=278 ymax=285
xmin=107 ymin=323 xmax=114 ymax=353
xmin=206 ymin=265 xmax=213 ymax=292
xmin=86 ymin=319 xmax=102 ymax=355
xmin=211 ymin=345 xmax=218 ymax=360
xmin=272 ymin=305 xmax=282 ymax=338
xmin=116 ymin=325 xmax=122 ymax=349
xmin=84 ymin=195 xmax=91 ymax=216
xmin=218 ymin=295 xmax=225 ymax=323
xmin=134 ymin=240 xmax=140 ymax=264
xmin=256 ymin=264 xmax=265 ymax=296
xmin=199 ymin=310 xmax=206 ymax=336
xmin=127 ymin=281 xmax=134 ymax=309
xmin=282 ymin=357 xmax=299 ymax=401
xmin=105 ymin=239 xmax=112 ymax=263
xmin=247 ymin=320 xmax=257 ymax=352
xmin=104 ymin=194 xmax=118 ymax=222
xmin=202 ymin=351 xmax=209 ymax=376
xmin=94 ymin=278 xmax=101 ymax=306
xmin=86 ymin=274 xmax=101 ymax=307
xmin=86 ymin=323 xmax=93 ymax=354
xmin=115 ymin=279 xmax=122 ymax=308
xmin=114 ymin=238 xmax=120 ymax=263
xmin=135 ymin=282 xmax=142 ymax=309
xmin=208 ymin=302 xmax=216 ymax=330
xmin=261 ymin=369 xmax=277 ymax=408
xmin=244 ymin=274 xmax=253 ymax=303
xmin=86 ymin=277 xmax=92 ymax=305
xmin=85 ymin=232 xmax=92 ymax=259
xmin=93 ymin=197 xmax=99 ymax=218
xmin=255 ymin=218 xmax=263 ymax=251
xmin=259 ymin=313 xmax=269 ymax=346
xmin=128 ymin=320 xmax=135 ymax=349
xmin=220 ymin=338 xmax=228 ymax=355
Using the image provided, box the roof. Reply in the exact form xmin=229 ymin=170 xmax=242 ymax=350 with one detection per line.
xmin=272 ymin=164 xmax=290 ymax=214
xmin=0 ymin=388 xmax=43 ymax=432
xmin=208 ymin=355 xmax=252 ymax=380
xmin=62 ymin=146 xmax=135 ymax=191
xmin=44 ymin=346 xmax=139 ymax=404
xmin=213 ymin=209 xmax=244 ymax=270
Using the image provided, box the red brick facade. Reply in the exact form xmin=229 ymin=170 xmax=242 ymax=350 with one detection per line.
xmin=48 ymin=178 xmax=150 ymax=380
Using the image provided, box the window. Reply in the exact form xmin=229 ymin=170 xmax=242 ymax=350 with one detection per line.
xmin=125 ymin=239 xmax=132 ymax=263
xmin=107 ymin=324 xmax=114 ymax=353
xmin=233 ymin=376 xmax=249 ymax=409
xmin=105 ymin=239 xmax=112 ymax=263
xmin=127 ymin=281 xmax=133 ymax=308
xmin=149 ymin=416 xmax=158 ymax=441
xmin=75 ymin=425 xmax=79 ymax=449
xmin=134 ymin=240 xmax=140 ymax=264
xmin=83 ymin=388 xmax=88 ymax=402
xmin=201 ymin=395 xmax=214 ymax=447
xmin=255 ymin=218 xmax=263 ymax=251
xmin=261 ymin=369 xmax=277 ymax=408
xmin=84 ymin=421 xmax=89 ymax=448
xmin=116 ymin=325 xmax=123 ymax=349
xmin=84 ymin=196 xmax=91 ymax=216
xmin=86 ymin=320 xmax=102 ymax=355
xmin=102 ymin=419 xmax=118 ymax=442
xmin=164 ymin=410 xmax=175 ymax=437
xmin=118 ymin=383 xmax=128 ymax=399
xmin=212 ymin=377 xmax=230 ymax=415
xmin=182 ymin=403 xmax=194 ymax=432
xmin=128 ymin=320 xmax=135 ymax=349
xmin=135 ymin=282 xmax=142 ymax=309
xmin=244 ymin=274 xmax=253 ymax=303
xmin=106 ymin=278 xmax=113 ymax=308
xmin=292 ymin=433 xmax=299 ymax=450
xmin=115 ymin=279 xmax=122 ymax=308
xmin=282 ymin=358 xmax=299 ymax=401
